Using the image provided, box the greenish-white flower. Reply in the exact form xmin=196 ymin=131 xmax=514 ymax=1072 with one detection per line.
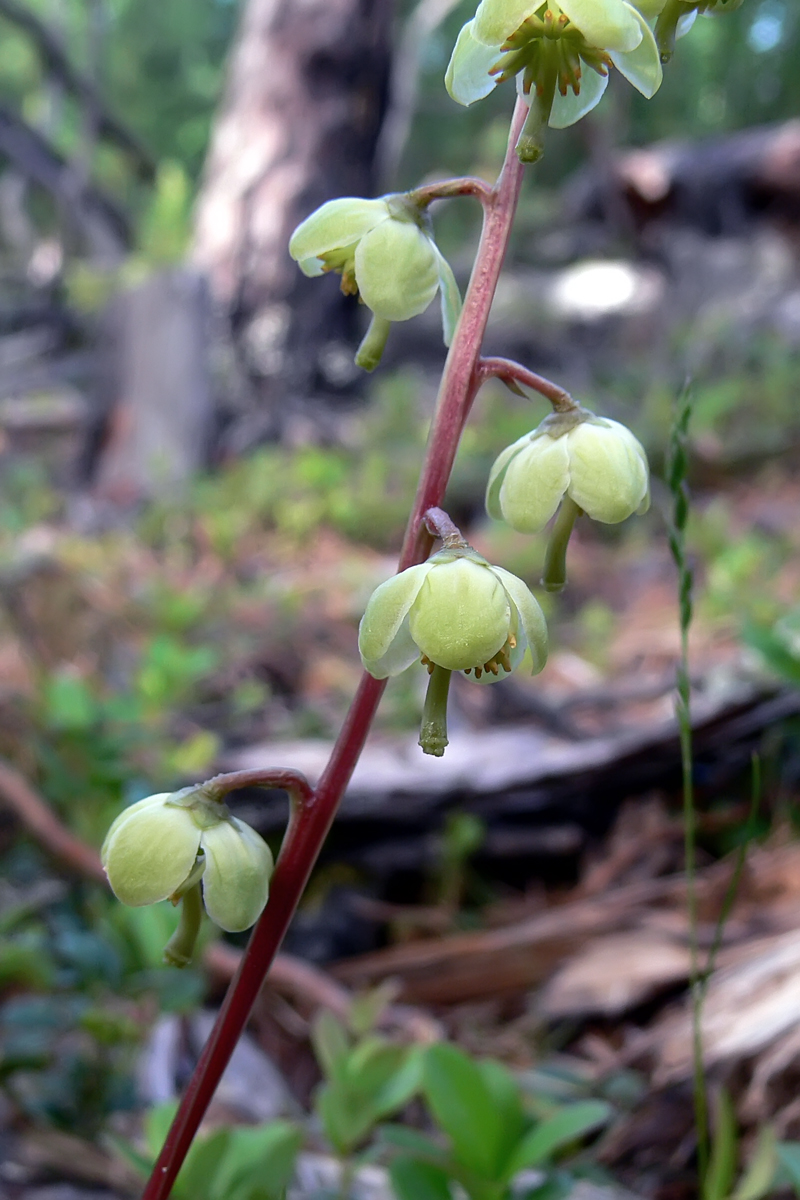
xmin=101 ymin=789 xmax=273 ymax=933
xmin=289 ymin=195 xmax=461 ymax=366
xmin=487 ymin=410 xmax=649 ymax=533
xmin=446 ymin=0 xmax=662 ymax=130
xmin=358 ymin=548 xmax=548 ymax=682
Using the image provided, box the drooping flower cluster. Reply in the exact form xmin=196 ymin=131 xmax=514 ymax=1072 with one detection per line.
xmin=289 ymin=195 xmax=461 ymax=371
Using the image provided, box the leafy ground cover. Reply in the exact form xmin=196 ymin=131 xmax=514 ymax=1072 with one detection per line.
xmin=3 ymin=349 xmax=800 ymax=1198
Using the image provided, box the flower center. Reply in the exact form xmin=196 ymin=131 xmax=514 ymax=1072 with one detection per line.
xmin=318 ymin=243 xmax=359 ymax=296
xmin=491 ymin=9 xmax=613 ymax=100
xmin=419 ymin=632 xmax=517 ymax=680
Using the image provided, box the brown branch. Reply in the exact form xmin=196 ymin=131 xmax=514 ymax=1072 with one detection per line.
xmin=0 ymin=102 xmax=131 ymax=249
xmin=0 ymin=757 xmax=107 ymax=883
xmin=0 ymin=0 xmax=155 ymax=180
xmin=478 ymin=355 xmax=578 ymax=413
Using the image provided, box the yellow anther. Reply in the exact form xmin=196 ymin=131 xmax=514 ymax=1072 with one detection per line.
xmin=464 ymin=667 xmax=472 ymax=675
xmin=475 ymin=667 xmax=483 ymax=680
xmin=508 ymin=633 xmax=517 ymax=649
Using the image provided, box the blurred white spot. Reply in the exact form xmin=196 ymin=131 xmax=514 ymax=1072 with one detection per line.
xmin=747 ymin=2 xmax=784 ymax=53
xmin=548 ymin=260 xmax=663 ymax=321
xmin=27 ymin=239 xmax=63 ymax=286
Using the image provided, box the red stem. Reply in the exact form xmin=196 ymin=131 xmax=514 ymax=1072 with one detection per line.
xmin=478 ymin=356 xmax=577 ymax=412
xmin=411 ymin=175 xmax=493 ymax=206
xmin=204 ymin=768 xmax=314 ymax=805
xmin=142 ymin=98 xmax=527 ymax=1200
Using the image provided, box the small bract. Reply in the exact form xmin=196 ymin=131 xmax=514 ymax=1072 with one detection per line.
xmin=487 ymin=409 xmax=649 ymax=533
xmin=101 ymin=789 xmax=273 ymax=933
xmin=289 ymin=195 xmax=461 ymax=368
xmin=358 ymin=547 xmax=548 ymax=682
xmin=446 ymin=0 xmax=662 ymax=132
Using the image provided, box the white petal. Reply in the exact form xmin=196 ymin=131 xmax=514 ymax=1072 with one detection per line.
xmin=559 ymin=0 xmax=643 ymax=49
xmin=201 ymin=818 xmax=273 ymax=933
xmin=435 ymin=248 xmax=462 ymax=345
xmin=408 ymin=558 xmax=510 ymax=672
xmin=498 ymin=434 xmax=571 ymax=532
xmin=485 ymin=433 xmax=530 ymax=521
xmin=101 ymin=792 xmax=171 ymax=863
xmin=358 ymin=564 xmax=431 ymax=678
xmin=609 ymin=5 xmax=662 ymax=97
xmin=103 ymin=800 xmax=201 ymax=907
xmin=549 ymin=69 xmax=609 ymax=128
xmin=297 ymin=256 xmax=327 ymax=278
xmin=445 ymin=21 xmax=501 ymax=107
xmin=677 ymin=8 xmax=697 ymax=36
xmin=491 ymin=566 xmax=549 ymax=675
xmin=566 ymin=418 xmax=649 ymax=522
xmin=473 ymin=0 xmax=540 ymax=45
xmin=289 ymin=198 xmax=389 ymax=262
xmin=355 ymin=221 xmax=440 ymax=321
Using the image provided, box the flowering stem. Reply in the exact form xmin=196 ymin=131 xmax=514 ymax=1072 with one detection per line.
xmin=478 ymin=356 xmax=578 ymax=413
xmin=203 ymin=768 xmax=314 ymax=807
xmin=142 ymin=97 xmax=528 ymax=1200
xmin=410 ymin=176 xmax=493 ymax=207
xmin=424 ymin=506 xmax=468 ymax=549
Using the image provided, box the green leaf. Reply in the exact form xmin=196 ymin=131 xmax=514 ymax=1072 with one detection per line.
xmin=179 ymin=1128 xmax=232 ymax=1200
xmin=506 ymin=1102 xmax=611 ymax=1176
xmin=352 ymin=1044 xmax=423 ymax=1118
xmin=480 ymin=1058 xmax=526 ymax=1161
xmin=43 ymin=672 xmax=98 ymax=730
xmin=213 ymin=1122 xmax=303 ymax=1200
xmin=742 ymin=622 xmax=800 ymax=687
xmin=704 ymin=1089 xmax=738 ymax=1200
xmin=732 ymin=1124 xmax=777 ymax=1200
xmin=389 ymin=1157 xmax=454 ymax=1200
xmin=311 ymin=1009 xmax=350 ymax=1081
xmin=317 ymin=1080 xmax=377 ymax=1155
xmin=144 ymin=1102 xmax=179 ymax=1162
xmin=422 ymin=1043 xmax=508 ymax=1181
xmin=379 ymin=1124 xmax=449 ymax=1166
xmin=349 ymin=981 xmax=399 ymax=1037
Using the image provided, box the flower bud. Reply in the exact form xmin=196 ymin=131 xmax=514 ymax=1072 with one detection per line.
xmin=102 ymin=787 xmax=273 ymax=936
xmin=487 ymin=410 xmax=649 ymax=534
xmin=358 ymin=547 xmax=547 ymax=683
xmin=289 ymin=195 xmax=461 ymax=368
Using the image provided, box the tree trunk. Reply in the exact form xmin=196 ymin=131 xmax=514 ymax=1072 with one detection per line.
xmin=193 ymin=0 xmax=392 ymax=448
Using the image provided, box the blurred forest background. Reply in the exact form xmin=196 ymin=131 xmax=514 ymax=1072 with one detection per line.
xmin=4 ymin=1 xmax=800 ymax=1198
